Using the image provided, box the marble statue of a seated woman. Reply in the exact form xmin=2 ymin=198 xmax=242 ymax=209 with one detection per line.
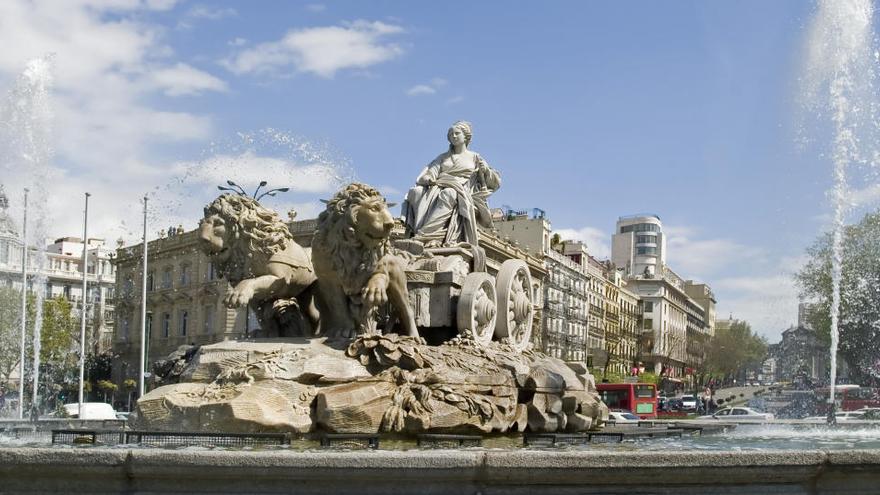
xmin=401 ymin=121 xmax=501 ymax=247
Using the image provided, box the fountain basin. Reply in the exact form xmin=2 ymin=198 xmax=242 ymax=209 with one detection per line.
xmin=0 ymin=447 xmax=878 ymax=494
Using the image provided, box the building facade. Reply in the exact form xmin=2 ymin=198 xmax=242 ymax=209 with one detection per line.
xmin=611 ymin=214 xmax=667 ymax=279
xmin=111 ymin=227 xmax=246 ymax=389
xmin=493 ymin=209 xmax=641 ymax=375
xmin=0 ymin=186 xmax=117 ymax=391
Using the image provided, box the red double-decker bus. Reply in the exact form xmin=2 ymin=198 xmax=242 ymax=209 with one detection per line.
xmin=597 ymin=382 xmax=658 ymax=419
xmin=815 ymin=385 xmax=880 ymax=413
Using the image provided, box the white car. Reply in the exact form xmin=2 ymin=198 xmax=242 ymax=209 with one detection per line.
xmin=699 ymin=406 xmax=774 ymax=421
xmin=607 ymin=411 xmax=641 ymax=424
xmin=680 ymin=395 xmax=698 ymax=411
xmin=803 ymin=410 xmax=871 ymax=422
xmin=61 ymin=402 xmax=118 ymax=420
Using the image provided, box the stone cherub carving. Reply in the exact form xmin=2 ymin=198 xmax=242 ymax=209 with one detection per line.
xmin=197 ymin=194 xmax=318 ymax=337
xmin=311 ymin=183 xmax=419 ymax=338
xmin=402 ymin=121 xmax=501 ymax=247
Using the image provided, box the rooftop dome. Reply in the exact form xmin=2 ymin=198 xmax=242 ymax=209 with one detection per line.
xmin=0 ymin=185 xmax=19 ymax=237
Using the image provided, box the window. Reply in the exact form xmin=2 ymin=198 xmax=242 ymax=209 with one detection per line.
xmin=732 ymin=409 xmax=748 ymax=416
xmin=207 ymin=263 xmax=216 ymax=281
xmin=146 ymin=313 xmax=153 ymax=338
xmin=179 ymin=310 xmax=188 ymax=336
xmin=147 ymin=271 xmax=154 ymax=291
xmin=643 ymin=318 xmax=653 ymax=330
xmin=204 ymin=306 xmax=215 ymax=334
xmin=162 ymin=313 xmax=171 ymax=338
xmin=636 ymin=247 xmax=657 ymax=255
xmin=0 ymin=240 xmax=7 ymax=264
xmin=180 ymin=265 xmax=190 ymax=286
xmin=162 ymin=267 xmax=172 ymax=289
xmin=644 ymin=301 xmax=654 ymax=312
xmin=636 ymin=235 xmax=657 ymax=244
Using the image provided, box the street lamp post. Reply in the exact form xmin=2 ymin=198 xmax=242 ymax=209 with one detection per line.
xmin=139 ymin=195 xmax=148 ymax=399
xmin=77 ymin=193 xmax=90 ymax=419
xmin=17 ymin=188 xmax=28 ymax=420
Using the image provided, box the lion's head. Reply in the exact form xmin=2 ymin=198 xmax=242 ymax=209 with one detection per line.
xmin=198 ymin=194 xmax=293 ymax=284
xmin=313 ymin=183 xmax=397 ymax=289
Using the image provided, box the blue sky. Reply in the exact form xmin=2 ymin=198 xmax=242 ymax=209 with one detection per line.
xmin=0 ymin=0 xmax=869 ymax=342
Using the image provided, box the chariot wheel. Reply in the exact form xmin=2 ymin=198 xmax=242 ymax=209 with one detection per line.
xmin=456 ymin=272 xmax=498 ymax=345
xmin=494 ymin=259 xmax=534 ymax=353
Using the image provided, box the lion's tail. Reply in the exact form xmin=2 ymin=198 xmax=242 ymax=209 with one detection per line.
xmin=297 ymin=282 xmax=322 ymax=337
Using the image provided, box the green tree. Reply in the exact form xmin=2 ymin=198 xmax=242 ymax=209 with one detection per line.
xmin=0 ymin=288 xmax=35 ymax=391
xmin=797 ymin=211 xmax=880 ymax=384
xmin=96 ymin=380 xmax=117 ymax=403
xmin=705 ymin=320 xmax=768 ymax=384
xmin=38 ymin=296 xmax=80 ymax=405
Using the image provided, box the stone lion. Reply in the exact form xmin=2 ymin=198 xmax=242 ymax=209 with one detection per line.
xmin=198 ymin=194 xmax=318 ymax=337
xmin=311 ymin=183 xmax=419 ymax=338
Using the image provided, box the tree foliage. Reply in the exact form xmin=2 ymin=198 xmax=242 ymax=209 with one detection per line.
xmin=796 ymin=211 xmax=880 ymax=383
xmin=0 ymin=290 xmax=81 ymax=410
xmin=705 ymin=320 xmax=767 ymax=382
xmin=0 ymin=287 xmax=34 ymax=390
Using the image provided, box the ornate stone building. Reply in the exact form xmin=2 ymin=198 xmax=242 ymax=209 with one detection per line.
xmin=111 ymin=227 xmax=246 ymax=388
xmin=492 ymin=209 xmax=642 ymax=375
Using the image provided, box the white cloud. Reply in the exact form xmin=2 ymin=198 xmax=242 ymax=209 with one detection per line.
xmin=305 ymin=3 xmax=326 ymax=13
xmin=664 ymin=224 xmax=764 ymax=280
xmin=446 ymin=95 xmax=464 ymax=105
xmin=0 ymin=0 xmax=226 ymax=242
xmin=406 ymin=77 xmax=448 ymax=97
xmin=406 ymin=84 xmax=436 ymax=96
xmin=228 ymin=37 xmax=248 ymax=47
xmin=148 ymin=62 xmax=228 ymax=96
xmin=176 ymin=4 xmax=237 ymax=29
xmin=553 ymin=226 xmax=611 ymax=259
xmin=187 ymin=5 xmax=237 ymax=20
xmin=222 ymin=20 xmax=405 ymax=78
xmin=714 ymin=274 xmax=800 ymax=342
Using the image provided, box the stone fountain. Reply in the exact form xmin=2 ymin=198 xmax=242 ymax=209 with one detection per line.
xmin=134 ymin=121 xmax=607 ymax=435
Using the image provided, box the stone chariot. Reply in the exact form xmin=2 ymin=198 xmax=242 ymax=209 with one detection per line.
xmin=402 ymin=243 xmax=535 ymax=353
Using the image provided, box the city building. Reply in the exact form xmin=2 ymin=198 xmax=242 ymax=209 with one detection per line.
xmin=611 ymin=214 xmax=715 ymax=387
xmin=0 ymin=185 xmax=117 ymax=391
xmin=493 ymin=210 xmax=591 ymax=363
xmin=493 ymin=208 xmax=642 ymax=375
xmin=604 ymin=268 xmax=642 ymax=377
xmin=770 ymin=324 xmax=828 ymax=385
xmin=611 ymin=214 xmax=666 ymax=279
xmin=111 ymin=227 xmax=246 ymax=390
xmin=798 ymin=302 xmax=818 ymax=330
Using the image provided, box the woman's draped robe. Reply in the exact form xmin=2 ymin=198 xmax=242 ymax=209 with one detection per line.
xmin=402 ymin=152 xmax=501 ymax=246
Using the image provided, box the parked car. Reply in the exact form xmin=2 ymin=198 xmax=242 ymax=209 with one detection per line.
xmin=54 ymin=402 xmax=118 ymax=420
xmin=680 ymin=395 xmax=698 ymax=412
xmin=607 ymin=411 xmax=641 ymax=424
xmin=802 ymin=410 xmax=880 ymax=422
xmin=698 ymin=406 xmax=774 ymax=421
xmin=666 ymin=398 xmax=684 ymax=411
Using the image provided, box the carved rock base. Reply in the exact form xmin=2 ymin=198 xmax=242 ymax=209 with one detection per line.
xmin=134 ymin=335 xmax=607 ymax=435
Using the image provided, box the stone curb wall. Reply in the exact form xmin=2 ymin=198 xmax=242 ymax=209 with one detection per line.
xmin=1 ymin=448 xmax=879 ymax=494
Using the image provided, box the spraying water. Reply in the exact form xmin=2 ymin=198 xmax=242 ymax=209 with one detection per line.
xmin=802 ymin=0 xmax=876 ymax=420
xmin=0 ymin=56 xmax=55 ymax=416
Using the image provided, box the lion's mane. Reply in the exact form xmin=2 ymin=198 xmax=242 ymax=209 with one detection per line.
xmin=313 ymin=183 xmax=389 ymax=293
xmin=204 ymin=194 xmax=294 ymax=284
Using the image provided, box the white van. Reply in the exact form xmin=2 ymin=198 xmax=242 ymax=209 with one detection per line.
xmin=62 ymin=402 xmax=117 ymax=420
